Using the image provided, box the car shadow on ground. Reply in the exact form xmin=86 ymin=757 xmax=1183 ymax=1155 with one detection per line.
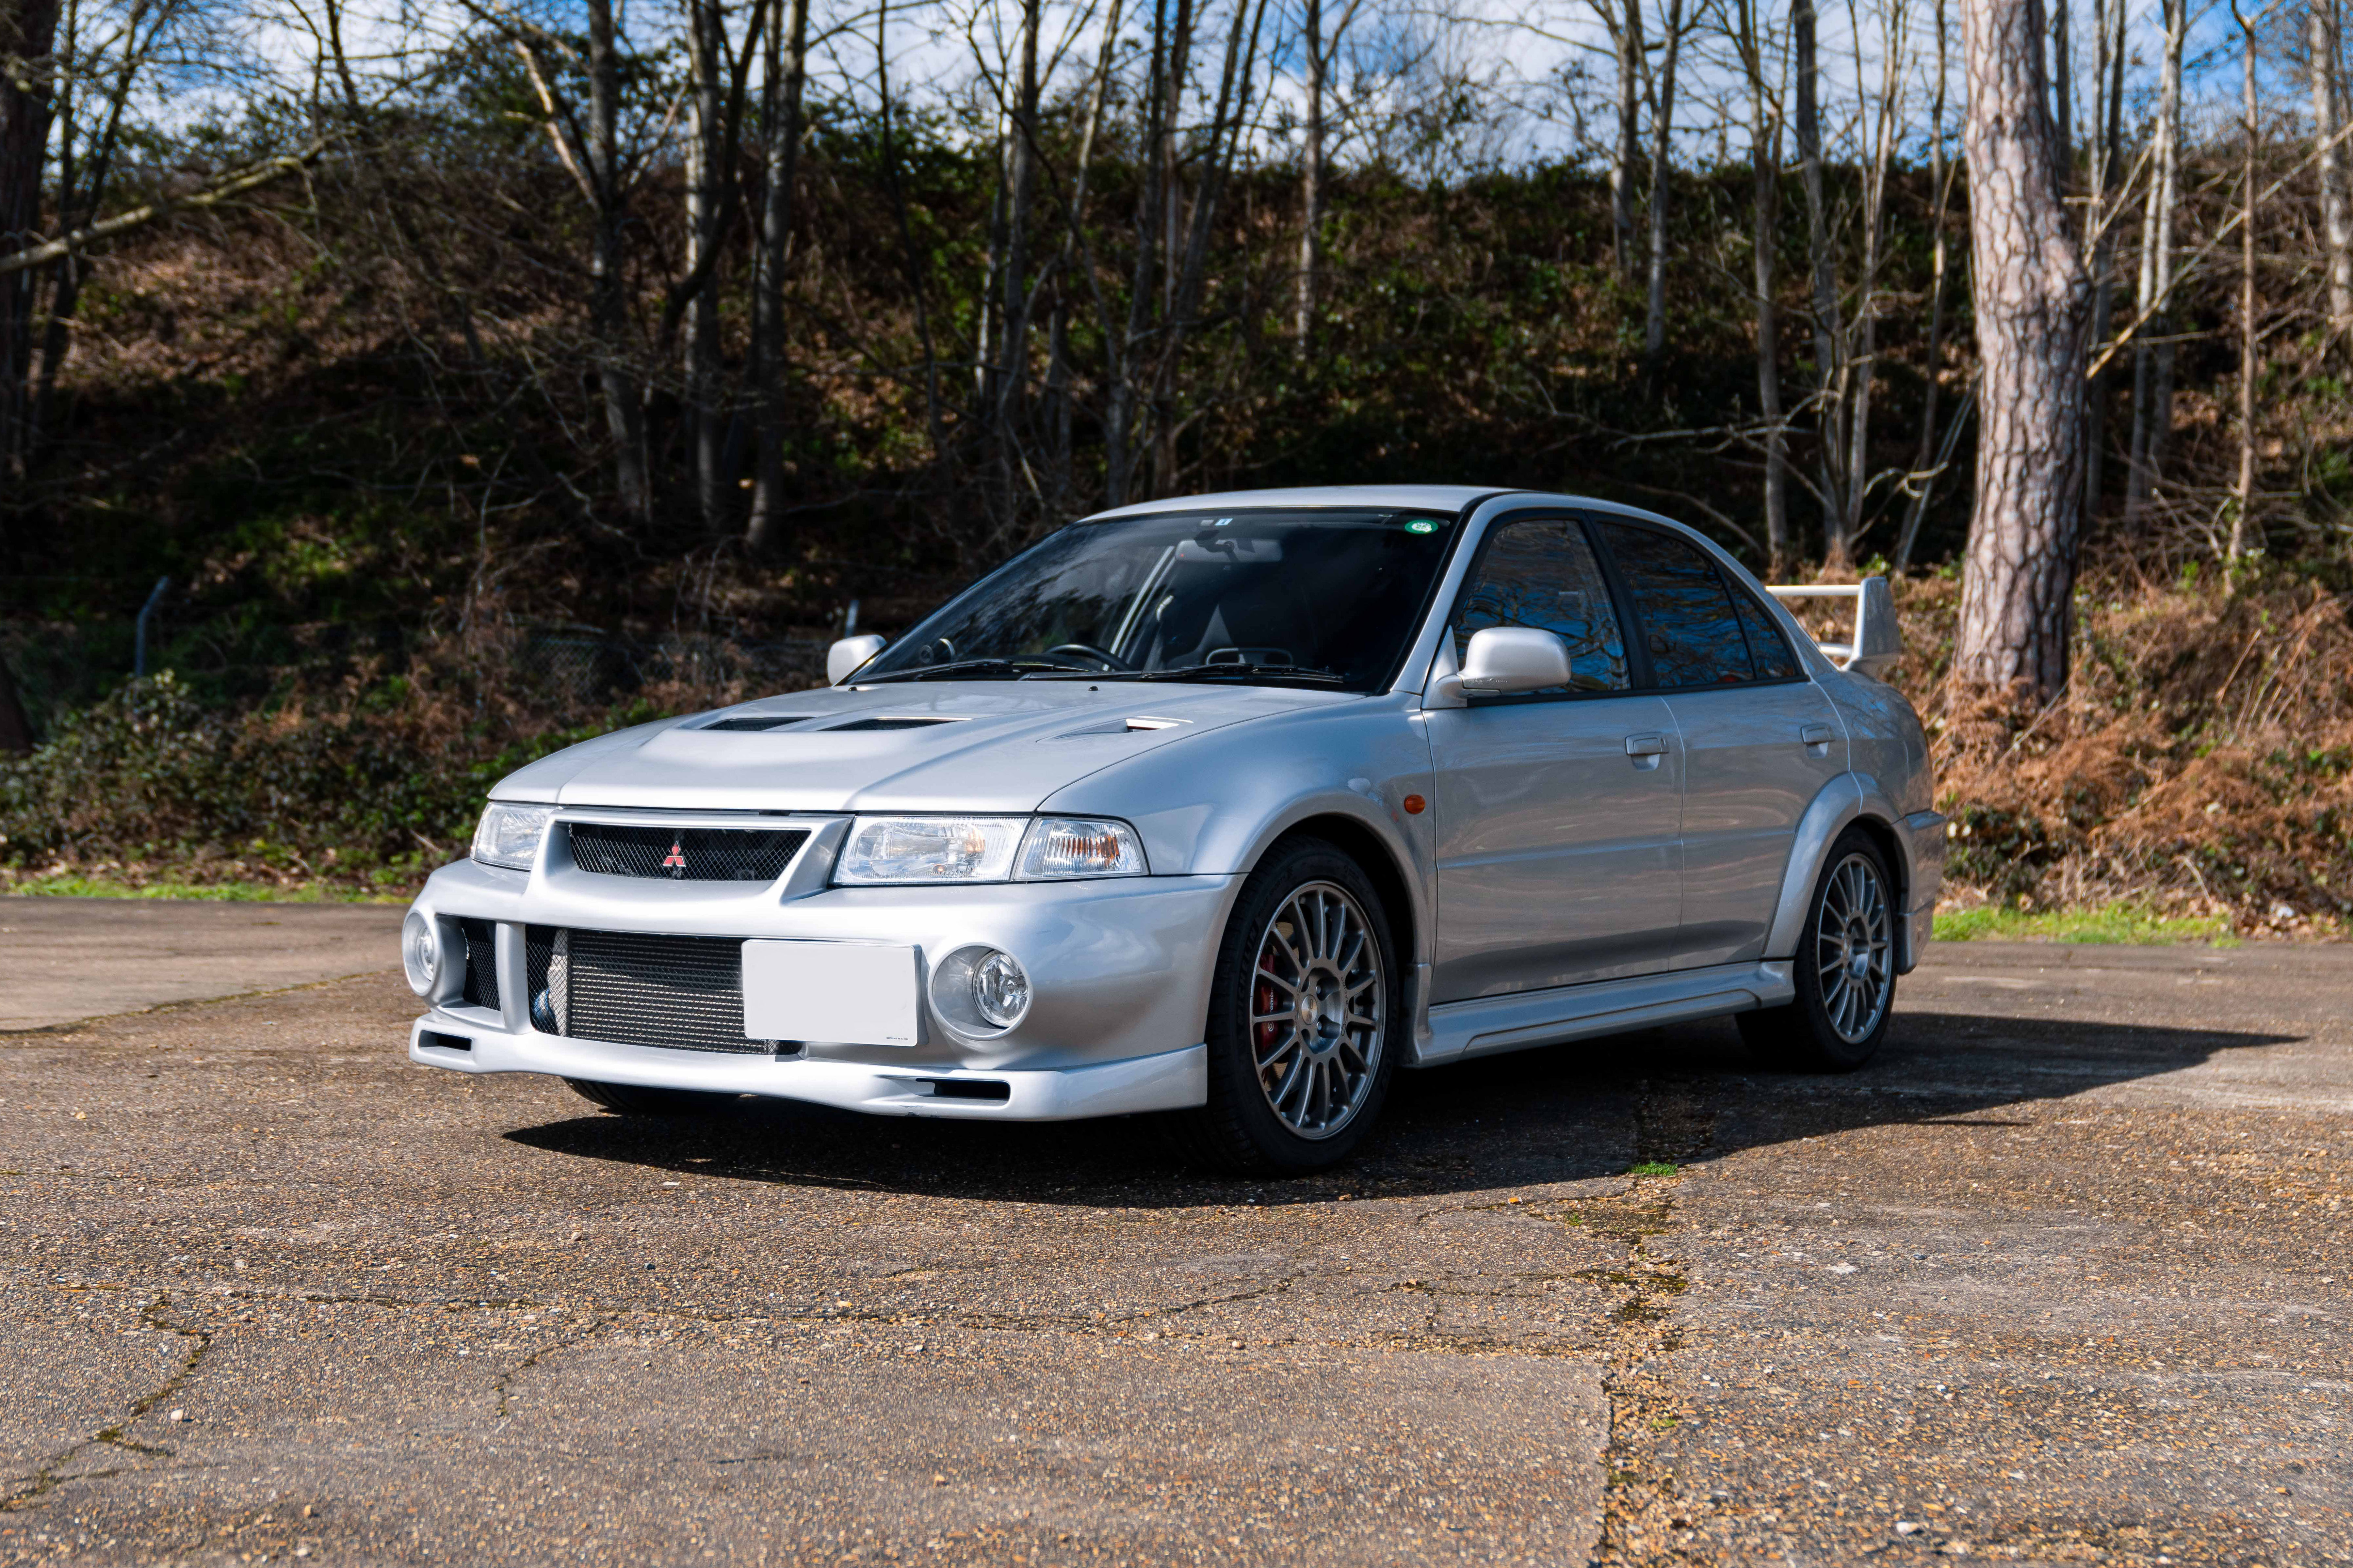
xmin=499 ymin=1005 xmax=2301 ymax=1208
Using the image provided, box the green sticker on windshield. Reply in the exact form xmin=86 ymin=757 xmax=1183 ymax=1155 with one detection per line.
xmin=1405 ymin=519 xmax=1438 ymax=534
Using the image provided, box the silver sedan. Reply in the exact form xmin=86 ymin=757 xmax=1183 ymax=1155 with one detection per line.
xmin=400 ymin=486 xmax=1945 ymax=1172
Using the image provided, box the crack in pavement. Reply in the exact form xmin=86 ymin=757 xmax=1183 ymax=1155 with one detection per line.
xmin=2 ymin=1293 xmax=211 ymax=1512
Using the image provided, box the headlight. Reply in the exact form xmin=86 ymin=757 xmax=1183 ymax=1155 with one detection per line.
xmin=1018 ymin=817 xmax=1148 ymax=879
xmin=401 ymin=911 xmax=442 ymax=997
xmin=835 ymin=816 xmax=1026 ymax=884
xmin=471 ymin=803 xmax=553 ymax=870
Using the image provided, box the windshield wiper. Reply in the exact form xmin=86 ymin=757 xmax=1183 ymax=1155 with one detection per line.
xmin=858 ymin=658 xmax=1070 ymax=684
xmin=1124 ymin=663 xmax=1347 ymax=685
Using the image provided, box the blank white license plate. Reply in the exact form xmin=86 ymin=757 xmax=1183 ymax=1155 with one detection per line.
xmin=740 ymin=941 xmax=920 ymax=1046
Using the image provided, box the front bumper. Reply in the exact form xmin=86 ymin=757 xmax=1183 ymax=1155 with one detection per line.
xmin=405 ymin=839 xmax=1238 ymax=1121
xmin=409 ymin=1013 xmax=1207 ymax=1120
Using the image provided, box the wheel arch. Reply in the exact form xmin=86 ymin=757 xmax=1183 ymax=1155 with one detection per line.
xmin=1254 ymin=812 xmax=1422 ymax=993
xmin=1765 ymin=775 xmax=1919 ymax=971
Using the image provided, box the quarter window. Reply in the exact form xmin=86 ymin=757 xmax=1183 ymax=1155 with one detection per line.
xmin=1732 ymin=590 xmax=1801 ymax=680
xmin=1453 ymin=520 xmax=1630 ymax=694
xmin=1595 ymin=522 xmax=1757 ymax=688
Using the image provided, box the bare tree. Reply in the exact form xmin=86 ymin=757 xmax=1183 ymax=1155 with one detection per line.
xmin=1609 ymin=0 xmax=1645 ymax=279
xmin=1730 ymin=0 xmax=1790 ymax=574
xmin=1895 ymin=0 xmax=1959 ymax=573
xmin=1839 ymin=0 xmax=1907 ymax=566
xmin=2231 ymin=0 xmax=2258 ymax=566
xmin=2313 ymin=0 xmax=2352 ymax=334
xmin=1792 ymin=0 xmax=1846 ymax=556
xmin=682 ymin=0 xmax=729 ymax=532
xmin=1955 ymin=0 xmax=2094 ymax=699
xmin=2124 ymin=0 xmax=2183 ymax=520
xmin=2082 ymin=0 xmax=2125 ymax=511
xmin=0 ymin=0 xmax=64 ymax=482
xmin=745 ymin=0 xmax=809 ymax=554
xmin=1638 ymin=0 xmax=1684 ymax=392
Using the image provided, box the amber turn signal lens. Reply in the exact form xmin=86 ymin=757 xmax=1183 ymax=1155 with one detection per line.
xmin=1402 ymin=794 xmax=1426 ymax=815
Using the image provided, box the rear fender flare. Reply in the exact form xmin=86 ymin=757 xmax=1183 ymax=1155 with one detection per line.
xmin=1764 ymin=775 xmax=1913 ymax=967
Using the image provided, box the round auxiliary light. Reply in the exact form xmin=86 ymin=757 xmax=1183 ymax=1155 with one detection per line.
xmin=928 ymin=945 xmax=1032 ymax=1035
xmin=973 ymin=950 xmax=1030 ymax=1029
xmin=402 ymin=911 xmax=442 ymax=998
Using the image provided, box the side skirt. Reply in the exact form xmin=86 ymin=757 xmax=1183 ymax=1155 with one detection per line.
xmin=1410 ymin=960 xmax=1796 ymax=1067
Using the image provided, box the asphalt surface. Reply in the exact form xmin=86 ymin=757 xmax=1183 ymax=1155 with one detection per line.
xmin=1 ymin=901 xmax=2346 ymax=1567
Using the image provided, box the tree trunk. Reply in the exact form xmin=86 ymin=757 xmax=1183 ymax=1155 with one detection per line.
xmin=1612 ymin=0 xmax=1644 ymax=280
xmin=1639 ymin=0 xmax=1683 ymax=393
xmin=1294 ymin=0 xmax=1324 ymax=351
xmin=2313 ymin=0 xmax=2352 ymax=334
xmin=0 ymin=645 xmax=31 ymax=753
xmin=1103 ymin=0 xmax=1171 ymax=508
xmin=1841 ymin=10 xmax=1906 ymax=566
xmin=744 ymin=0 xmax=809 ymax=554
xmin=0 ymin=0 xmax=64 ymax=484
xmin=2083 ymin=0 xmax=2125 ymax=512
xmin=1749 ymin=74 xmax=1789 ymax=576
xmin=1897 ymin=0 xmax=1955 ymax=573
xmin=2125 ymin=0 xmax=2183 ymax=520
xmin=993 ymin=0 xmax=1040 ymax=529
xmin=1955 ymin=0 xmax=2094 ymax=701
xmin=683 ymin=0 xmax=726 ymax=533
xmin=2231 ymin=0 xmax=2258 ymax=567
xmin=1793 ymin=0 xmax=1847 ymax=556
xmin=584 ymin=0 xmax=649 ymax=524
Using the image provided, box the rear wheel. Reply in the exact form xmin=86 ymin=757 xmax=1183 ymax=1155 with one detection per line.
xmin=1738 ymin=827 xmax=1898 ymax=1072
xmin=1170 ymin=838 xmax=1400 ymax=1174
xmin=563 ymin=1078 xmax=739 ymax=1116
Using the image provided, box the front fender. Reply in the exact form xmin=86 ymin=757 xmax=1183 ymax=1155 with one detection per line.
xmin=1763 ymin=774 xmax=1945 ymax=974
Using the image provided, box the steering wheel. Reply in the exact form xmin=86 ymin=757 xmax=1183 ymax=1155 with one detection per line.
xmin=1043 ymin=642 xmax=1129 ymax=671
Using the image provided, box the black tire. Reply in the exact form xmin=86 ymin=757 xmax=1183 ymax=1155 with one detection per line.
xmin=1169 ymin=837 xmax=1402 ymax=1175
xmin=1738 ymin=826 xmax=1899 ymax=1072
xmin=563 ymin=1078 xmax=740 ymax=1116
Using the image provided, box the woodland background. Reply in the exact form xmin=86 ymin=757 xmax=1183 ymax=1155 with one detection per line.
xmin=1 ymin=0 xmax=2351 ymax=928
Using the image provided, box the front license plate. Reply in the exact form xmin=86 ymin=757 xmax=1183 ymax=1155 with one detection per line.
xmin=740 ymin=940 xmax=919 ymax=1046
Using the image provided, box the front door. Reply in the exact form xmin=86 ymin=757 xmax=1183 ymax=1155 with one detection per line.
xmin=1591 ymin=520 xmax=1849 ymax=968
xmin=1424 ymin=516 xmax=1685 ymax=1004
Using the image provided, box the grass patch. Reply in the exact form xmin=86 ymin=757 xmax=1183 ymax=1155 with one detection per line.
xmin=1626 ymin=1160 xmax=1679 ymax=1178
xmin=1933 ymin=903 xmax=2238 ymax=945
xmin=1 ymin=873 xmax=404 ymax=904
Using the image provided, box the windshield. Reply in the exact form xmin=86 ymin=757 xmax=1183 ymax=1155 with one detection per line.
xmin=858 ymin=508 xmax=1463 ymax=690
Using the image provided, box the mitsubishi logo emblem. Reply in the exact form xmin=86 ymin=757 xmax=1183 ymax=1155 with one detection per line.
xmin=661 ymin=840 xmax=687 ymax=877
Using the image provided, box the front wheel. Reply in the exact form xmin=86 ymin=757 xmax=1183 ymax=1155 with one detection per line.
xmin=563 ymin=1078 xmax=740 ymax=1116
xmin=1170 ymin=838 xmax=1401 ymax=1174
xmin=1738 ymin=827 xmax=1898 ymax=1071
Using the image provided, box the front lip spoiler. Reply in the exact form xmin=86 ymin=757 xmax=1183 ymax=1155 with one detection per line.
xmin=409 ymin=1013 xmax=1208 ymax=1121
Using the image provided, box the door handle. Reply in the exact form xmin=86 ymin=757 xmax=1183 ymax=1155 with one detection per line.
xmin=1800 ymin=724 xmax=1834 ymax=747
xmin=1624 ymin=734 xmax=1668 ymax=757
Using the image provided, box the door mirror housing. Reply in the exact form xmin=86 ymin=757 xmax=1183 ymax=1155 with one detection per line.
xmin=827 ymin=634 xmax=889 ymax=685
xmin=1457 ymin=627 xmax=1573 ymax=695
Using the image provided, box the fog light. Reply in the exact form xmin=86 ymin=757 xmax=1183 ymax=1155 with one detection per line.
xmin=973 ymin=950 xmax=1030 ymax=1028
xmin=402 ymin=911 xmax=442 ymax=998
xmin=928 ymin=945 xmax=1032 ymax=1035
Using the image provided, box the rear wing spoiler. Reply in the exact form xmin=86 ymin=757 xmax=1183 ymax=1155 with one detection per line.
xmin=1765 ymin=577 xmax=1901 ymax=680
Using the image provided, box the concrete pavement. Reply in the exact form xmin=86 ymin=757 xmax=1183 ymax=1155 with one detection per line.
xmin=0 ymin=899 xmax=2345 ymax=1565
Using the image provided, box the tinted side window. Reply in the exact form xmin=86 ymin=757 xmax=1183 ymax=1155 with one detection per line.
xmin=1453 ymin=520 xmax=1630 ymax=694
xmin=1595 ymin=522 xmax=1756 ymax=688
xmin=1732 ymin=591 xmax=1801 ymax=680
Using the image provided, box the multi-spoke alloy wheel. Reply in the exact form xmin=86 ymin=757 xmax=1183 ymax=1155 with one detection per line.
xmin=1176 ymin=838 xmax=1400 ymax=1173
xmin=1813 ymin=852 xmax=1892 ymax=1043
xmin=1737 ymin=826 xmax=1900 ymax=1072
xmin=1247 ymin=881 xmax=1386 ymax=1138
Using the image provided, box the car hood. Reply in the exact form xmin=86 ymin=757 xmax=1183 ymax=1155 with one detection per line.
xmin=493 ymin=680 xmax=1354 ymax=813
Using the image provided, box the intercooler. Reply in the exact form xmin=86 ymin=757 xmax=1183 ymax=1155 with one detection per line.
xmin=524 ymin=926 xmax=784 ymax=1055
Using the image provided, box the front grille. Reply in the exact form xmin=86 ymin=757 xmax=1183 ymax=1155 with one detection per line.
xmin=458 ymin=918 xmax=500 ymax=1010
xmin=566 ymin=823 xmax=808 ymax=882
xmin=525 ymin=926 xmax=775 ymax=1054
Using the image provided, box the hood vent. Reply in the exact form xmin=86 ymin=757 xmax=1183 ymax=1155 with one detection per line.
xmin=827 ymin=716 xmax=959 ymax=732
xmin=702 ymin=715 xmax=812 ymax=732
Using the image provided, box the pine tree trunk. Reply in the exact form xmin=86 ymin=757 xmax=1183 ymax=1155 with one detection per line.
xmin=1955 ymin=0 xmax=2094 ymax=701
xmin=0 ymin=0 xmax=63 ymax=484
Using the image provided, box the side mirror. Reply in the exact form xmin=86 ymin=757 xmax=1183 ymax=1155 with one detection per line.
xmin=827 ymin=633 xmax=888 ymax=685
xmin=1458 ymin=627 xmax=1572 ymax=695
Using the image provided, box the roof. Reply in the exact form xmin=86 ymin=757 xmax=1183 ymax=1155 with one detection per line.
xmin=1080 ymin=485 xmax=1515 ymax=520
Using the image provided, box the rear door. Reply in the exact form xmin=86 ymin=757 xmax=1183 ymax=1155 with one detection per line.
xmin=1590 ymin=520 xmax=1847 ymax=969
xmin=1424 ymin=515 xmax=1685 ymax=1003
